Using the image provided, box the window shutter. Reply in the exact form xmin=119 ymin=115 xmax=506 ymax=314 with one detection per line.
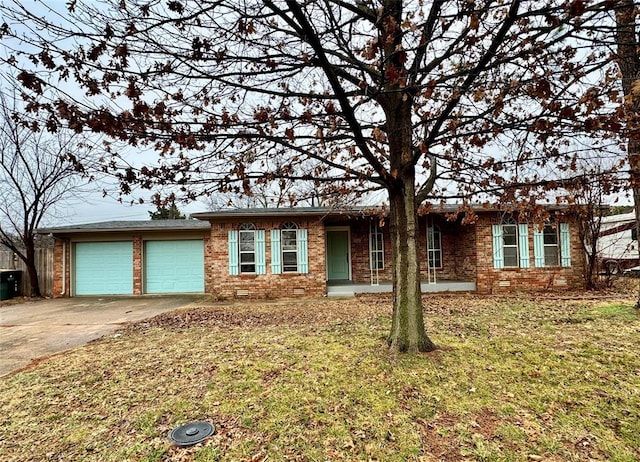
xmin=297 ymin=229 xmax=309 ymax=274
xmin=533 ymin=227 xmax=545 ymax=267
xmin=492 ymin=225 xmax=504 ymax=269
xmin=228 ymin=230 xmax=239 ymax=275
xmin=271 ymin=229 xmax=281 ymax=274
xmin=255 ymin=229 xmax=266 ymax=274
xmin=560 ymin=223 xmax=571 ymax=267
xmin=518 ymin=224 xmax=530 ymax=268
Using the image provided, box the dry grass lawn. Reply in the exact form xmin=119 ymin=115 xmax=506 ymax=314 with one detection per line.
xmin=1 ymin=291 xmax=639 ymax=461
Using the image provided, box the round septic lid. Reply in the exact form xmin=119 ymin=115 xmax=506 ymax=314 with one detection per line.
xmin=168 ymin=421 xmax=215 ymax=446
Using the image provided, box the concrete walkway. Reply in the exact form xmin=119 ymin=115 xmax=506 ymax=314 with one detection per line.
xmin=0 ymin=295 xmax=201 ymax=377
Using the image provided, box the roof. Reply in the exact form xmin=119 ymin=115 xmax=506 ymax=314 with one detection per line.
xmin=191 ymin=204 xmax=572 ymax=221
xmin=38 ymin=204 xmax=578 ymax=234
xmin=37 ymin=219 xmax=211 ymax=235
xmin=189 ymin=206 xmax=387 ymax=220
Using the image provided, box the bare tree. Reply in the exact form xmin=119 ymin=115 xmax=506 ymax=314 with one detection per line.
xmin=0 ymin=1 xmax=625 ymax=351
xmin=204 ymin=177 xmax=363 ymax=210
xmin=0 ymin=88 xmax=93 ymax=297
xmin=572 ymin=165 xmax=624 ymax=290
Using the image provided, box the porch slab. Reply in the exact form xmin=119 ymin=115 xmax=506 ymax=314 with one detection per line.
xmin=326 ymin=281 xmax=476 ymax=297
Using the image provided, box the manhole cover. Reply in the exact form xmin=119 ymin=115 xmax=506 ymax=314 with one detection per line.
xmin=168 ymin=421 xmax=215 ymax=447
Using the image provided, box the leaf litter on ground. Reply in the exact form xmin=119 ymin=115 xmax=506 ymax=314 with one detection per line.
xmin=1 ymin=290 xmax=639 ymax=462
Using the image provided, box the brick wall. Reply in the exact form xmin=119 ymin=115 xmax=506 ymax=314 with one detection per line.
xmin=418 ymin=216 xmax=477 ymax=282
xmin=207 ymin=217 xmax=326 ymax=299
xmin=474 ymin=213 xmax=585 ymax=294
xmin=348 ymin=219 xmax=393 ymax=284
xmin=133 ymin=237 xmax=143 ymax=295
xmin=52 ymin=238 xmax=69 ymax=298
xmin=337 ymin=216 xmax=478 ymax=285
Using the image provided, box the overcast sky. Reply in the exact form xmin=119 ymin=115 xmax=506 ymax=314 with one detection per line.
xmin=0 ymin=1 xmax=207 ymax=226
xmin=51 ymin=190 xmax=208 ymax=226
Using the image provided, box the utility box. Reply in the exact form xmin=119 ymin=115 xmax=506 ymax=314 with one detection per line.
xmin=0 ymin=270 xmax=22 ymax=300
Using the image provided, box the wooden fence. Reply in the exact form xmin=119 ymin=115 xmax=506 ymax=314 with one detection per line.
xmin=0 ymin=248 xmax=54 ymax=297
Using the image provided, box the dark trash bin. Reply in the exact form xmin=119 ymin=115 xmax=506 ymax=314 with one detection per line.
xmin=0 ymin=281 xmax=10 ymax=301
xmin=0 ymin=270 xmax=22 ymax=300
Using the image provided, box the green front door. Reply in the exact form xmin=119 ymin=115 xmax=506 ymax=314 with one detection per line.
xmin=327 ymin=230 xmax=350 ymax=280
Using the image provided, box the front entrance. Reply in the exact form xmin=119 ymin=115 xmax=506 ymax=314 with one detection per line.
xmin=326 ymin=229 xmax=350 ymax=281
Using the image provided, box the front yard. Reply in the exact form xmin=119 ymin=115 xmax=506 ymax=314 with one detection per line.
xmin=1 ymin=293 xmax=639 ymax=461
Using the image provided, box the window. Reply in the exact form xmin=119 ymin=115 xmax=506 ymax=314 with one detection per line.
xmin=228 ymin=224 xmax=266 ymax=275
xmin=426 ymin=225 xmax=442 ymax=269
xmin=239 ymin=223 xmax=256 ymax=273
xmin=271 ymin=225 xmax=309 ymax=274
xmin=534 ymin=222 xmax=571 ymax=267
xmin=543 ymin=225 xmax=559 ymax=266
xmin=502 ymin=224 xmax=519 ymax=267
xmin=492 ymin=220 xmax=530 ymax=269
xmin=369 ymin=222 xmax=384 ymax=270
xmin=281 ymin=222 xmax=298 ymax=272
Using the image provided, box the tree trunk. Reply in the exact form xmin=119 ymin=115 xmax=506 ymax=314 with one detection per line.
xmin=615 ymin=1 xmax=640 ymax=308
xmin=24 ymin=242 xmax=42 ymax=298
xmin=387 ymin=176 xmax=437 ymax=353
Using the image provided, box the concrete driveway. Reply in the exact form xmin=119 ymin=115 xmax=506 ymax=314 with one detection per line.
xmin=0 ymin=295 xmax=201 ymax=377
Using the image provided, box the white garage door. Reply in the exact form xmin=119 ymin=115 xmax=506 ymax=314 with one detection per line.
xmin=144 ymin=240 xmax=205 ymax=294
xmin=75 ymin=241 xmax=134 ymax=295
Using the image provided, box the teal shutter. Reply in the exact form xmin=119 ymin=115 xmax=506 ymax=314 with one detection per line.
xmin=228 ymin=230 xmax=239 ymax=275
xmin=560 ymin=223 xmax=571 ymax=267
xmin=297 ymin=229 xmax=309 ymax=274
xmin=271 ymin=229 xmax=281 ymax=274
xmin=492 ymin=225 xmax=504 ymax=269
xmin=256 ymin=229 xmax=266 ymax=274
xmin=533 ymin=227 xmax=545 ymax=267
xmin=518 ymin=224 xmax=530 ymax=268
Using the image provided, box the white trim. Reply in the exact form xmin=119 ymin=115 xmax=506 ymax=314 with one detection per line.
xmin=426 ymin=224 xmax=443 ymax=270
xmin=60 ymin=240 xmax=66 ymax=295
xmin=369 ymin=221 xmax=384 ymax=271
xmin=325 ymin=226 xmax=352 ymax=281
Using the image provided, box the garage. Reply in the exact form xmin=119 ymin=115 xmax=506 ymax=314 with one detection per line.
xmin=75 ymin=241 xmax=134 ymax=295
xmin=144 ymin=240 xmax=205 ymax=294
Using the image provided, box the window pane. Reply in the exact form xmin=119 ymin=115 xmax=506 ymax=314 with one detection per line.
xmin=282 ymin=230 xmax=297 ymax=250
xmin=240 ymin=253 xmax=255 ymax=264
xmin=543 ymin=227 xmax=557 ymax=245
xmin=544 ymin=247 xmax=559 ymax=266
xmin=503 ymin=226 xmax=517 ymax=246
xmin=372 ymin=251 xmax=384 ymax=269
xmin=428 ymin=251 xmax=442 ymax=268
xmin=240 ymin=231 xmax=254 ymax=251
xmin=240 ymin=242 xmax=254 ymax=252
xmin=283 ymin=251 xmax=297 ymax=266
xmin=504 ymin=247 xmax=518 ymax=267
xmin=240 ymin=264 xmax=256 ymax=273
